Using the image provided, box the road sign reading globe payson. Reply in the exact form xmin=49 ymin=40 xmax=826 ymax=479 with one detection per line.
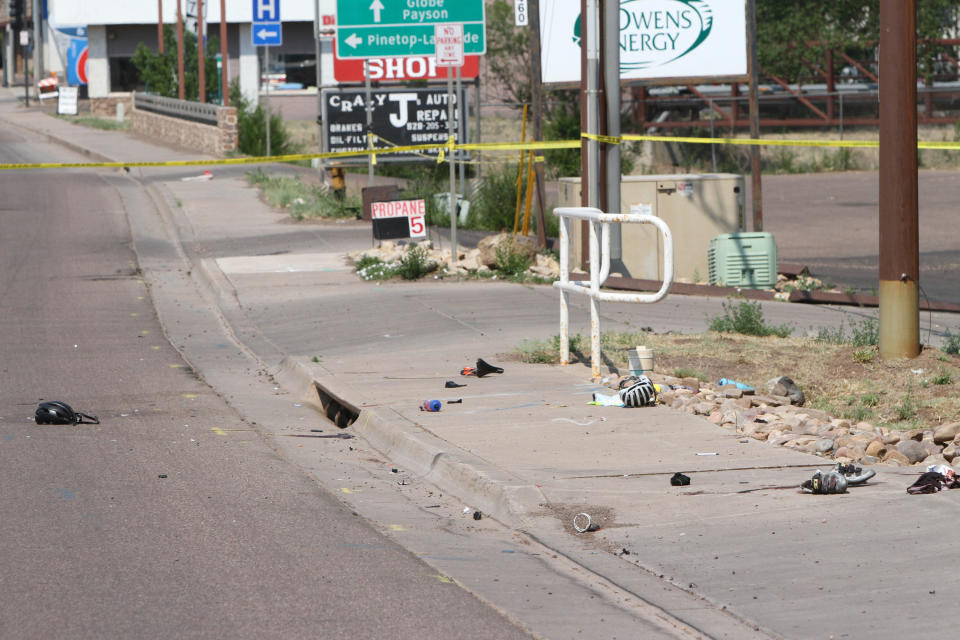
xmin=336 ymin=0 xmax=485 ymax=59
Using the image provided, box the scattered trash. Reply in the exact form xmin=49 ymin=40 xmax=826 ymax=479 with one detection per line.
xmin=158 ymin=474 xmax=168 ymax=479
xmin=473 ymin=511 xmax=482 ymax=520
xmin=589 ymin=393 xmax=624 ymax=407
xmin=619 ymin=375 xmax=657 ymax=407
xmin=293 ymin=403 xmax=303 ymax=407
xmin=552 ymin=418 xmax=594 ymax=426
xmin=421 ymin=400 xmax=442 ymax=412
xmin=447 ymin=399 xmax=463 ymax=404
xmin=34 ymin=401 xmax=100 ymax=425
xmin=573 ymin=512 xmax=600 ymax=533
xmin=618 ymin=548 xmax=631 ymax=556
xmin=696 ymin=452 xmax=718 ymax=456
xmin=391 ymin=468 xmax=398 ymax=473
xmin=460 ymin=367 xmax=477 ymax=376
xmin=717 ymin=378 xmax=755 ymax=393
xmin=463 ymin=507 xmax=471 ymax=514
xmin=801 ymin=469 xmax=848 ymax=494
xmin=425 ymin=504 xmax=441 ymax=508
xmin=671 ymin=472 xmax=691 ymax=486
xmin=907 ymin=466 xmax=960 ymax=494
xmin=474 ymin=358 xmax=504 ymax=377
xmin=912 ymin=368 xmax=924 ymax=375
xmin=445 ymin=380 xmax=466 ymax=388
xmin=310 ymin=429 xmax=324 ymax=433
xmin=181 ymin=170 xmax=213 ymax=182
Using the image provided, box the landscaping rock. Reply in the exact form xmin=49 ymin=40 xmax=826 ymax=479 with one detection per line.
xmin=896 ymin=440 xmax=929 ymax=464
xmin=943 ymin=444 xmax=957 ymax=462
xmin=477 ymin=233 xmax=537 ymax=268
xmin=766 ymin=376 xmax=805 ymax=406
xmin=882 ymin=450 xmax=911 ymax=465
xmin=864 ymin=441 xmax=887 ymax=459
xmin=933 ymin=422 xmax=960 ymax=444
xmin=815 ymin=438 xmax=835 ymax=454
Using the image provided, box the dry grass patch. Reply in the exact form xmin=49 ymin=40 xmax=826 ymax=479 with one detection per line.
xmin=513 ymin=330 xmax=960 ymax=432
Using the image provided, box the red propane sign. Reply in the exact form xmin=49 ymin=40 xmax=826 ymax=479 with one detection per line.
xmin=371 ymin=199 xmax=427 ymax=240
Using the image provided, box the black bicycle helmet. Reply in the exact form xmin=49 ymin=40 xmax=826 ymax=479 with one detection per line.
xmin=35 ymin=401 xmax=100 ymax=425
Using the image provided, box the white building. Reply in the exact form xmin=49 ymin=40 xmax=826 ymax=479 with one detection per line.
xmin=41 ymin=0 xmax=336 ymax=104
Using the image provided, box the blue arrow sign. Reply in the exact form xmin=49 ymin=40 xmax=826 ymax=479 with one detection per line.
xmin=252 ymin=22 xmax=283 ymax=46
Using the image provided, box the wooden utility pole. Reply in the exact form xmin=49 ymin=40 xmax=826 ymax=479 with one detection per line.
xmin=158 ymin=0 xmax=165 ymax=53
xmin=747 ymin=0 xmax=762 ymax=231
xmin=220 ymin=0 xmax=228 ymax=105
xmin=177 ymin=0 xmax=185 ymax=99
xmin=878 ymin=0 xmax=920 ymax=359
xmin=198 ymin=0 xmax=205 ymax=102
xmin=529 ymin=0 xmax=547 ymax=249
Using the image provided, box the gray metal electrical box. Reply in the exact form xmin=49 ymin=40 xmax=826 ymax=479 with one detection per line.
xmin=556 ymin=174 xmax=745 ymax=283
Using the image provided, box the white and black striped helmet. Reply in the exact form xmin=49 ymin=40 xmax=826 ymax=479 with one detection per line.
xmin=618 ymin=375 xmax=657 ymax=407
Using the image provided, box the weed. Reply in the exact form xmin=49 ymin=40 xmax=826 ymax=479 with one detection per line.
xmin=930 ymin=368 xmax=953 ymax=385
xmin=355 ymin=257 xmax=398 ymax=281
xmin=893 ymin=394 xmax=917 ymax=421
xmin=515 ymin=339 xmax=559 ymax=364
xmin=246 ymin=170 xmax=357 ymax=220
xmin=311 ymin=356 xmax=320 ymax=363
xmin=852 ymin=347 xmax=875 ymax=363
xmin=673 ymin=367 xmax=708 ymax=382
xmin=943 ymin=329 xmax=960 ymax=355
xmin=396 ymin=245 xmax=436 ymax=280
xmin=815 ymin=320 xmax=847 ymax=345
xmin=937 ymin=353 xmax=951 ymax=362
xmin=843 ymin=405 xmax=874 ymax=423
xmin=494 ymin=239 xmax=533 ymax=277
xmin=861 ymin=392 xmax=881 ymax=407
xmin=175 ymin=199 xmax=183 ymax=208
xmin=708 ymin=297 xmax=792 ymax=338
xmin=850 ymin=317 xmax=879 ymax=347
xmin=552 ymin=332 xmax=587 ymax=355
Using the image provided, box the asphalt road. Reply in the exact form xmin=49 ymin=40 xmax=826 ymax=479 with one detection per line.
xmin=0 ymin=121 xmax=535 ymax=639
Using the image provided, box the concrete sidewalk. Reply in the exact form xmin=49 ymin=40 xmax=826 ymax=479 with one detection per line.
xmin=5 ymin=91 xmax=960 ymax=639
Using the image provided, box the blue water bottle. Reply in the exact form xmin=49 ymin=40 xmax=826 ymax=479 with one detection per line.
xmin=421 ymin=399 xmax=442 ymax=412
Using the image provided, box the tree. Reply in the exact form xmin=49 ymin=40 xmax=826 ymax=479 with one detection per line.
xmin=131 ymin=25 xmax=219 ymax=101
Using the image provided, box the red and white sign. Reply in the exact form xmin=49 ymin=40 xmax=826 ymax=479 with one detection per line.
xmin=371 ymin=199 xmax=426 ymax=238
xmin=434 ymin=23 xmax=464 ymax=68
xmin=319 ymin=14 xmax=336 ymax=37
xmin=334 ymin=48 xmax=479 ymax=82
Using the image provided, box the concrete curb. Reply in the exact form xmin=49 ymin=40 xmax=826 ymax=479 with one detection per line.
xmin=275 ymin=355 xmax=548 ymax=529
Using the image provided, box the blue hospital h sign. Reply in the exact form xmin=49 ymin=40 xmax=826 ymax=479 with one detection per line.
xmin=253 ymin=0 xmax=280 ymax=22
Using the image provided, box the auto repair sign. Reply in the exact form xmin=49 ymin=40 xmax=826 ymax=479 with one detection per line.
xmin=540 ymin=0 xmax=747 ymax=83
xmin=322 ymin=87 xmax=466 ymax=163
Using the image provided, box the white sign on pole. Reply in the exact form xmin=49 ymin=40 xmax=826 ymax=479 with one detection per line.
xmin=57 ymin=86 xmax=79 ymax=115
xmin=515 ymin=0 xmax=529 ymax=26
xmin=539 ymin=0 xmax=747 ymax=83
xmin=434 ymin=23 xmax=464 ymax=68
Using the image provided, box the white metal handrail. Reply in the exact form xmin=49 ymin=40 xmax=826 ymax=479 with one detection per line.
xmin=552 ymin=205 xmax=674 ymax=379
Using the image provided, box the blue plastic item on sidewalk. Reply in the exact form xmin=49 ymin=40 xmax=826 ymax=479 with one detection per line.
xmin=421 ymin=399 xmax=442 ymax=412
xmin=717 ymin=378 xmax=755 ymax=392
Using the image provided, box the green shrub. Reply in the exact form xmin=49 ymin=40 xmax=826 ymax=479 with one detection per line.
xmin=943 ymin=329 xmax=960 ymax=355
xmin=708 ymin=297 xmax=792 ymax=337
xmin=494 ymin=239 xmax=532 ymax=276
xmin=893 ymin=394 xmax=917 ymax=421
xmin=850 ymin=317 xmax=879 ymax=347
xmin=930 ymin=368 xmax=953 ymax=385
xmin=396 ymin=245 xmax=436 ymax=280
xmin=852 ymin=347 xmax=875 ymax=363
xmin=673 ymin=367 xmax=708 ymax=382
xmin=354 ymin=256 xmax=398 ymax=281
xmin=229 ymin=82 xmax=295 ymax=156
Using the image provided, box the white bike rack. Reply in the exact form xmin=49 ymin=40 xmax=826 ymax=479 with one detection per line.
xmin=553 ymin=205 xmax=674 ymax=379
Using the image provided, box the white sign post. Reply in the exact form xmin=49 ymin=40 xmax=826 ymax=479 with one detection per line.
xmin=435 ymin=23 xmax=464 ymax=266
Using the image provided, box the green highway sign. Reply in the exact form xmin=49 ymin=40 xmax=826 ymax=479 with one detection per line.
xmin=336 ymin=0 xmax=486 ymax=60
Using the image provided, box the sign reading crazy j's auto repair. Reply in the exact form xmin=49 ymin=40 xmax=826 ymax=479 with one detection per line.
xmin=539 ymin=0 xmax=747 ymax=83
xmin=321 ymin=87 xmax=466 ymax=163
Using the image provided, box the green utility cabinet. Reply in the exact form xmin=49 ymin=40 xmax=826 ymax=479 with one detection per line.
xmin=707 ymin=232 xmax=778 ymax=289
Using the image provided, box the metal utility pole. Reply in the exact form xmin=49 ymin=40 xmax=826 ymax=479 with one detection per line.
xmin=603 ymin=0 xmax=620 ymax=263
xmin=582 ymin=0 xmax=600 ymax=210
xmin=314 ymin=0 xmax=322 ymax=153
xmin=747 ymin=0 xmax=762 ymax=231
xmin=31 ymin=0 xmax=41 ymax=81
xmin=158 ymin=0 xmax=165 ymax=53
xmin=177 ymin=0 xmax=185 ymax=99
xmin=447 ymin=63 xmax=457 ymax=265
xmin=220 ymin=0 xmax=227 ymax=105
xmin=878 ymin=0 xmax=920 ymax=359
xmin=197 ymin=0 xmax=205 ymax=102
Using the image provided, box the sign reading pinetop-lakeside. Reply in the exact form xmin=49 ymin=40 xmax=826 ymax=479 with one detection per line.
xmin=539 ymin=0 xmax=747 ymax=83
xmin=335 ymin=0 xmax=486 ymax=59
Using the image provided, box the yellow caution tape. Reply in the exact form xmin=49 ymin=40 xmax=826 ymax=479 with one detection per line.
xmin=3 ymin=132 xmax=958 ymax=170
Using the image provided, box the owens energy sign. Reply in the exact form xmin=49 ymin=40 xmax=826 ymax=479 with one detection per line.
xmin=540 ymin=0 xmax=746 ymax=83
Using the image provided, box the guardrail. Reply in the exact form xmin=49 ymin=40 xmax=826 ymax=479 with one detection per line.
xmin=133 ymin=92 xmax=220 ymax=125
xmin=553 ymin=205 xmax=673 ymax=379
